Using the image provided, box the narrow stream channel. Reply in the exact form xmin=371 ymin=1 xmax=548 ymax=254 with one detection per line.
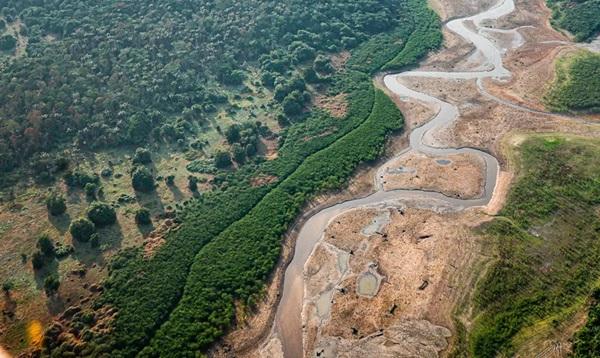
xmin=272 ymin=0 xmax=521 ymax=356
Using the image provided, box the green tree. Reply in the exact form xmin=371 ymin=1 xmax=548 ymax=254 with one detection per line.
xmin=87 ymin=202 xmax=117 ymax=226
xmin=31 ymin=252 xmax=44 ymax=270
xmin=135 ymin=208 xmax=152 ymax=225
xmin=0 ymin=34 xmax=16 ymax=51
xmin=37 ymin=234 xmax=55 ymax=257
xmin=133 ymin=148 xmax=152 ymax=165
xmin=44 ymin=275 xmax=60 ymax=296
xmin=46 ymin=192 xmax=67 ymax=216
xmin=70 ymin=217 xmax=95 ymax=242
xmin=188 ymin=176 xmax=199 ymax=192
xmin=84 ymin=182 xmax=98 ymax=199
xmin=132 ymin=166 xmax=155 ymax=192
xmin=225 ymin=125 xmax=241 ymax=144
xmin=231 ymin=143 xmax=246 ymax=164
xmin=214 ymin=151 xmax=232 ymax=169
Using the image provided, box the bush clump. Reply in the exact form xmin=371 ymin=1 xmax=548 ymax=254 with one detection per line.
xmin=69 ymin=217 xmax=96 ymax=242
xmin=135 ymin=208 xmax=152 ymax=225
xmin=132 ymin=166 xmax=155 ymax=192
xmin=46 ymin=192 xmax=67 ymax=216
xmin=87 ymin=202 xmax=117 ymax=226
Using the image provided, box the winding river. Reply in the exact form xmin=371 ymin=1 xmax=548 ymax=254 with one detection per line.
xmin=271 ymin=0 xmax=523 ymax=356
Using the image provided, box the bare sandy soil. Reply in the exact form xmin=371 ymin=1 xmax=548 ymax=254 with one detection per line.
xmin=380 ymin=152 xmax=485 ymax=199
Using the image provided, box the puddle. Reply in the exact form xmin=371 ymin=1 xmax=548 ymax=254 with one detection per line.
xmin=436 ymin=159 xmax=451 ymax=165
xmin=316 ymin=289 xmax=334 ymax=318
xmin=337 ymin=251 xmax=350 ymax=274
xmin=361 ymin=211 xmax=391 ymax=236
xmin=388 ymin=166 xmax=416 ymax=174
xmin=356 ymin=272 xmax=379 ymax=297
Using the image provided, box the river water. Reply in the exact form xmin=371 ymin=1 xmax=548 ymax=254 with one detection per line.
xmin=272 ymin=0 xmax=520 ymax=356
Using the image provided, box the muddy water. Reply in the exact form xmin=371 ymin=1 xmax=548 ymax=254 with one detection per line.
xmin=272 ymin=0 xmax=520 ymax=357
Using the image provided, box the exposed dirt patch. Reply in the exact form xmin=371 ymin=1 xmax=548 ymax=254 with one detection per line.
xmin=250 ymin=175 xmax=279 ymax=188
xmin=380 ymin=151 xmax=485 ymax=199
xmin=314 ymin=93 xmax=348 ymax=119
xmin=302 ymin=207 xmax=490 ymax=357
xmin=331 ymin=51 xmax=351 ymax=70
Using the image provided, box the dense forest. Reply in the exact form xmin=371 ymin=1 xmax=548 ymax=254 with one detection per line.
xmin=547 ymin=0 xmax=600 ymax=41
xmin=0 ymin=0 xmax=418 ymax=183
xmin=0 ymin=0 xmax=442 ymax=356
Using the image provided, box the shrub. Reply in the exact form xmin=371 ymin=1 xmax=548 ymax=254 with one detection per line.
xmin=0 ymin=34 xmax=16 ymax=51
xmin=37 ymin=234 xmax=55 ymax=256
xmin=31 ymin=251 xmax=45 ymax=270
xmin=133 ymin=148 xmax=152 ymax=165
xmin=84 ymin=183 xmax=98 ymax=199
xmin=188 ymin=177 xmax=199 ymax=192
xmin=90 ymin=233 xmax=100 ymax=248
xmin=214 ymin=151 xmax=232 ymax=168
xmin=135 ymin=208 xmax=152 ymax=225
xmin=44 ymin=275 xmax=60 ymax=296
xmin=46 ymin=192 xmax=66 ymax=216
xmin=70 ymin=217 xmax=96 ymax=242
xmin=87 ymin=202 xmax=117 ymax=226
xmin=132 ymin=166 xmax=155 ymax=192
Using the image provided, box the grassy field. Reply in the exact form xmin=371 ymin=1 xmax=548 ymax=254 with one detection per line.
xmin=468 ymin=135 xmax=600 ymax=357
xmin=544 ymin=50 xmax=600 ymax=113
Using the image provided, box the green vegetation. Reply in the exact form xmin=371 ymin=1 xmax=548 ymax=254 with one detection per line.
xmin=544 ymin=50 xmax=600 ymax=113
xmin=86 ymin=202 xmax=117 ymax=227
xmin=45 ymin=192 xmax=66 ymax=216
xmin=69 ymin=217 xmax=96 ymax=242
xmin=135 ymin=208 xmax=152 ymax=226
xmin=131 ymin=166 xmax=155 ymax=193
xmin=573 ymin=288 xmax=600 ymax=356
xmin=469 ymin=136 xmax=600 ymax=357
xmin=43 ymin=274 xmax=60 ymax=296
xmin=36 ymin=234 xmax=55 ymax=257
xmin=7 ymin=0 xmax=444 ymax=356
xmin=547 ymin=0 xmax=600 ymax=41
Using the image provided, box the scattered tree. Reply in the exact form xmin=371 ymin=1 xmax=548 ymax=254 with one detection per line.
xmin=37 ymin=234 xmax=55 ymax=257
xmin=31 ymin=251 xmax=45 ymax=270
xmin=135 ymin=208 xmax=152 ymax=225
xmin=87 ymin=202 xmax=117 ymax=226
xmin=132 ymin=166 xmax=155 ymax=192
xmin=0 ymin=34 xmax=16 ymax=51
xmin=44 ymin=275 xmax=60 ymax=296
xmin=46 ymin=192 xmax=67 ymax=216
xmin=214 ymin=151 xmax=232 ymax=168
xmin=70 ymin=217 xmax=96 ymax=242
xmin=84 ymin=182 xmax=98 ymax=199
xmin=133 ymin=148 xmax=152 ymax=165
xmin=188 ymin=176 xmax=199 ymax=192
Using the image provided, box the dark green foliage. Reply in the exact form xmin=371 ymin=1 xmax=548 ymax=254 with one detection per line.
xmin=133 ymin=148 xmax=152 ymax=165
xmin=214 ymin=151 xmax=232 ymax=169
xmin=87 ymin=202 xmax=117 ymax=227
xmin=231 ymin=144 xmax=246 ymax=164
xmin=31 ymin=251 xmax=45 ymax=270
xmin=0 ymin=34 xmax=16 ymax=51
xmin=46 ymin=192 xmax=66 ymax=216
xmin=44 ymin=275 xmax=60 ymax=296
xmin=2 ymin=281 xmax=13 ymax=293
xmin=47 ymin=0 xmax=442 ymax=356
xmin=84 ymin=182 xmax=98 ymax=199
xmin=90 ymin=234 xmax=100 ymax=248
xmin=225 ymin=125 xmax=241 ymax=144
xmin=135 ymin=208 xmax=152 ymax=226
xmin=188 ymin=176 xmax=199 ymax=192
xmin=544 ymin=50 xmax=600 ymax=113
xmin=547 ymin=0 xmax=600 ymax=41
xmin=469 ymin=137 xmax=600 ymax=357
xmin=573 ymin=289 xmax=600 ymax=356
xmin=37 ymin=234 xmax=55 ymax=257
xmin=63 ymin=170 xmax=100 ymax=189
xmin=131 ymin=167 xmax=155 ymax=193
xmin=146 ymin=89 xmax=404 ymax=355
xmin=69 ymin=217 xmax=96 ymax=242
xmin=165 ymin=175 xmax=175 ymax=186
